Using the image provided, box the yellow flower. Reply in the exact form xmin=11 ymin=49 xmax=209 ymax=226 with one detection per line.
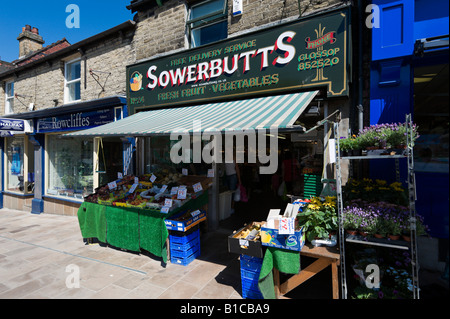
xmin=308 ymin=204 xmax=321 ymax=211
xmin=375 ymin=179 xmax=387 ymax=186
xmin=364 ymin=186 xmax=373 ymax=191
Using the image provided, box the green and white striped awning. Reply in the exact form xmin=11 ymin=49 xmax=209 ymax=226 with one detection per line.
xmin=65 ymin=91 xmax=318 ymax=137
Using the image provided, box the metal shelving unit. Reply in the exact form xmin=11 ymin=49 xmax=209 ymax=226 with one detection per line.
xmin=334 ymin=114 xmax=420 ymax=299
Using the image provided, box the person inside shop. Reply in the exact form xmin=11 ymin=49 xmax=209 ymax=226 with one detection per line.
xmin=281 ymin=150 xmax=300 ymax=195
xmin=225 ymin=154 xmax=241 ymax=214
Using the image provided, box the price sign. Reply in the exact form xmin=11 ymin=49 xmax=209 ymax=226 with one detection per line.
xmin=159 ymin=185 xmax=168 ymax=193
xmin=161 ymin=206 xmax=170 ymax=214
xmin=207 ymin=169 xmax=214 ymax=177
xmin=182 ymin=168 xmax=188 ymax=176
xmin=190 ymin=210 xmax=201 ymax=217
xmin=150 ymin=174 xmax=157 ymax=183
xmin=107 ymin=181 xmax=117 ymax=190
xmin=164 ymin=198 xmax=173 ymax=208
xmin=134 ymin=177 xmax=139 ymax=184
xmin=177 ymin=188 xmax=187 ymax=200
xmin=193 ymin=182 xmax=203 ymax=193
xmin=129 ymin=183 xmax=138 ymax=193
xmin=170 ymin=187 xmax=179 ymax=195
xmin=117 ymin=172 xmax=123 ymax=179
xmin=278 ymin=217 xmax=295 ymax=235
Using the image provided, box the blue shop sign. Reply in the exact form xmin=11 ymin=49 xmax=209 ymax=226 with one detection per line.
xmin=37 ymin=108 xmax=115 ymax=133
xmin=0 ymin=118 xmax=26 ymax=131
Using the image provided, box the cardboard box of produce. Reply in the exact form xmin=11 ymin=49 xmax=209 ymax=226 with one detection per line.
xmin=165 ymin=209 xmax=206 ymax=232
xmin=228 ymin=222 xmax=264 ymax=258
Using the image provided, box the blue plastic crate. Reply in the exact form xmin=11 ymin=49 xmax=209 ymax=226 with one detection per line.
xmin=240 ymin=268 xmax=260 ymax=281
xmin=170 ymin=248 xmax=200 ymax=266
xmin=169 ymin=228 xmax=200 ymax=245
xmin=170 ymin=241 xmax=200 ymax=258
xmin=170 ymin=236 xmax=199 ymax=251
xmin=240 ymin=254 xmax=263 ymax=271
xmin=242 ymin=288 xmax=263 ymax=299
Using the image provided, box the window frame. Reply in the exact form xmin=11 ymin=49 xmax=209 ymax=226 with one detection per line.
xmin=64 ymin=58 xmax=82 ymax=104
xmin=5 ymin=80 xmax=14 ymax=114
xmin=186 ymin=0 xmax=228 ymax=48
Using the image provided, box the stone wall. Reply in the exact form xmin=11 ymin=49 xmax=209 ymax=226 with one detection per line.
xmin=1 ymin=30 xmax=135 ymax=115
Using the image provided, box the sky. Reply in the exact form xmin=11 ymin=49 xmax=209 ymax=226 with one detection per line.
xmin=0 ymin=0 xmax=134 ymax=62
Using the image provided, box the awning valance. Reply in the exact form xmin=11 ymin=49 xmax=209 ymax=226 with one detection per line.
xmin=64 ymin=91 xmax=318 ymax=137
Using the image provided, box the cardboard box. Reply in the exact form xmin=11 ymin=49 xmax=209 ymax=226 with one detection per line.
xmin=228 ymin=222 xmax=264 ymax=258
xmin=260 ymin=225 xmax=305 ymax=251
xmin=164 ymin=210 xmax=206 ymax=232
xmin=260 ymin=205 xmax=305 ymax=251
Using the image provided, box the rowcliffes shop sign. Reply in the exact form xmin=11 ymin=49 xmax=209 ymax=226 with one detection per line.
xmin=127 ymin=7 xmax=350 ymax=113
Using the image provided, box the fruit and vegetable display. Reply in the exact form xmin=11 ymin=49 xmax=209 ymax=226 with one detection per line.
xmin=84 ymin=168 xmax=211 ymax=212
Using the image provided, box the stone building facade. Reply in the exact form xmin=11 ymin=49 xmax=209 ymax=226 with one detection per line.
xmin=1 ymin=0 xmax=359 ymax=216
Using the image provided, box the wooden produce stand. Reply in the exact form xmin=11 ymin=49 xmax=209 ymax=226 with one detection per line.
xmin=273 ymin=243 xmax=341 ymax=299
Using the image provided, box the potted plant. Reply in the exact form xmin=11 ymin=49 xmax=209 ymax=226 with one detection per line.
xmin=341 ymin=205 xmax=363 ymax=235
xmin=296 ymin=196 xmax=338 ymax=242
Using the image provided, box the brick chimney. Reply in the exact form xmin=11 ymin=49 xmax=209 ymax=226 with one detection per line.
xmin=17 ymin=25 xmax=45 ymax=59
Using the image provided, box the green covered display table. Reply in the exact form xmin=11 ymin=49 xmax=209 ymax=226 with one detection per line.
xmin=77 ymin=191 xmax=209 ymax=263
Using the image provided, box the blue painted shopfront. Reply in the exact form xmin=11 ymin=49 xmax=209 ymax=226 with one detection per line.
xmin=370 ymin=0 xmax=449 ymax=238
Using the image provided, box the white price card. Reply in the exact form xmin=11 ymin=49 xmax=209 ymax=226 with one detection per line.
xmin=118 ymin=172 xmax=123 ymax=179
xmin=107 ymin=181 xmax=117 ymax=190
xmin=177 ymin=188 xmax=187 ymax=200
xmin=190 ymin=210 xmax=201 ymax=217
xmin=159 ymin=185 xmax=168 ymax=193
xmin=239 ymin=238 xmax=249 ymax=247
xmin=193 ymin=182 xmax=203 ymax=193
xmin=278 ymin=217 xmax=295 ymax=235
xmin=182 ymin=168 xmax=188 ymax=176
xmin=164 ymin=198 xmax=173 ymax=208
xmin=134 ymin=177 xmax=139 ymax=184
xmin=170 ymin=187 xmax=179 ymax=195
xmin=207 ymin=169 xmax=214 ymax=177
xmin=150 ymin=174 xmax=157 ymax=183
xmin=161 ymin=206 xmax=170 ymax=214
xmin=129 ymin=183 xmax=138 ymax=193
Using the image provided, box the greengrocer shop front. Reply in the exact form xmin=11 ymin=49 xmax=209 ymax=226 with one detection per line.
xmin=67 ymin=6 xmax=353 ymax=281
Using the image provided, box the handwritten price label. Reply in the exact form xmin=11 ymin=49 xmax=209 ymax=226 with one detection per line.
xmin=164 ymin=198 xmax=173 ymax=208
xmin=193 ymin=182 xmax=203 ymax=193
xmin=150 ymin=174 xmax=157 ymax=183
xmin=159 ymin=185 xmax=168 ymax=193
xmin=107 ymin=181 xmax=117 ymax=190
xmin=129 ymin=183 xmax=138 ymax=193
xmin=177 ymin=188 xmax=187 ymax=200
xmin=182 ymin=168 xmax=188 ymax=176
xmin=161 ymin=206 xmax=170 ymax=214
xmin=278 ymin=217 xmax=295 ymax=235
xmin=207 ymin=169 xmax=214 ymax=177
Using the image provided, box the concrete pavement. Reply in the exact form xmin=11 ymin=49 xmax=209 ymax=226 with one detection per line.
xmin=0 ymin=208 xmax=242 ymax=299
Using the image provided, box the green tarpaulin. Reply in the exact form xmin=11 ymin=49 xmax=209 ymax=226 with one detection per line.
xmin=258 ymin=247 xmax=301 ymax=299
xmin=76 ymin=190 xmax=209 ymax=264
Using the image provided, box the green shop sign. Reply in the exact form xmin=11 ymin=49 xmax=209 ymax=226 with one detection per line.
xmin=127 ymin=7 xmax=350 ymax=114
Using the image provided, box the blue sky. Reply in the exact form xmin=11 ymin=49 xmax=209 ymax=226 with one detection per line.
xmin=0 ymin=1 xmax=134 ymax=62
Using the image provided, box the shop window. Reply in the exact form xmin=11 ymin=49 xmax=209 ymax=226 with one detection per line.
xmin=5 ymin=81 xmax=14 ymax=114
xmin=187 ymin=0 xmax=228 ymax=48
xmin=413 ymin=62 xmax=449 ymax=173
xmin=46 ymin=135 xmax=93 ymax=199
xmin=4 ymin=136 xmax=34 ymax=194
xmin=114 ymin=106 xmax=123 ymax=121
xmin=64 ymin=59 xmax=81 ymax=103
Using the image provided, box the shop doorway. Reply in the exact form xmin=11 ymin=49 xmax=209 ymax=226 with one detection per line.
xmin=98 ymin=137 xmax=124 ymax=186
xmin=219 ymin=129 xmax=326 ymax=231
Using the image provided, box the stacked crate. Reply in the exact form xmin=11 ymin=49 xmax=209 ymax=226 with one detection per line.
xmin=169 ymin=226 xmax=200 ymax=266
xmin=240 ymin=254 xmax=263 ymax=299
xmin=303 ymin=174 xmax=322 ymax=198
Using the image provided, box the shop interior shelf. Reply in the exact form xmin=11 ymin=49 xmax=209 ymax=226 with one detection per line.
xmin=345 ymin=234 xmax=410 ymax=250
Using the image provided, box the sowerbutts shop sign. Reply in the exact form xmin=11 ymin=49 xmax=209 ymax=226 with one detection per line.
xmin=127 ymin=7 xmax=350 ymax=114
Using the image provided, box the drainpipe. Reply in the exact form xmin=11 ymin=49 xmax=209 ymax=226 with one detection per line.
xmin=357 ymin=0 xmax=364 ymax=132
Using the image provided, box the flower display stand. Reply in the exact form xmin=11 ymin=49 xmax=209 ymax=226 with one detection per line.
xmin=334 ymin=114 xmax=420 ymax=299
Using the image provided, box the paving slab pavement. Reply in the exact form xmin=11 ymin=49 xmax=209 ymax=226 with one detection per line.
xmin=0 ymin=208 xmax=242 ymax=299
